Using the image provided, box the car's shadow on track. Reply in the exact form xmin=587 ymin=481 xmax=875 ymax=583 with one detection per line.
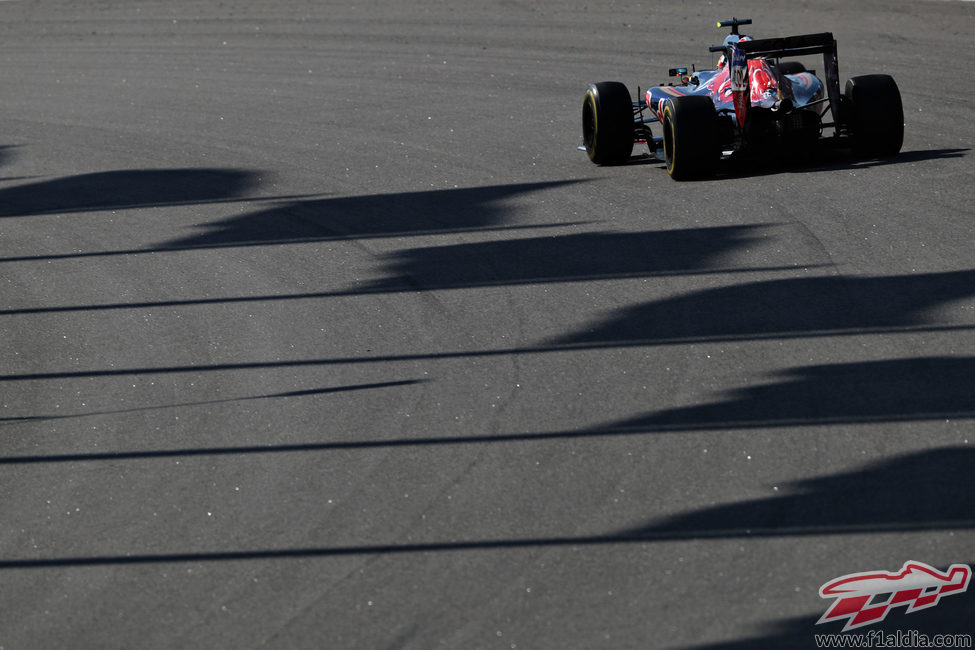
xmin=602 ymin=147 xmax=968 ymax=178
xmin=713 ymin=146 xmax=969 ymax=179
xmin=607 ymin=153 xmax=660 ymax=166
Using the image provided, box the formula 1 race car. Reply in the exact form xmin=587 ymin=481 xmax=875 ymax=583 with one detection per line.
xmin=581 ymin=18 xmax=904 ymax=180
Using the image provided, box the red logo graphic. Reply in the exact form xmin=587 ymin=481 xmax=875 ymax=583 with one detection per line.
xmin=818 ymin=561 xmax=971 ymax=631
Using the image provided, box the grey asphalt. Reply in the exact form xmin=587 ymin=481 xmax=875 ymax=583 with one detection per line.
xmin=0 ymin=1 xmax=973 ymax=648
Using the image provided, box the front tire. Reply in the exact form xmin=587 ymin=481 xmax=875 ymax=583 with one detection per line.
xmin=661 ymin=95 xmax=719 ymax=180
xmin=582 ymin=82 xmax=634 ymax=165
xmin=845 ymin=74 xmax=904 ymax=157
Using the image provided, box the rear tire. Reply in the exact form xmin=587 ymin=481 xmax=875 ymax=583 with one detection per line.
xmin=661 ymin=96 xmax=719 ymax=180
xmin=582 ymin=82 xmax=634 ymax=165
xmin=845 ymin=74 xmax=904 ymax=157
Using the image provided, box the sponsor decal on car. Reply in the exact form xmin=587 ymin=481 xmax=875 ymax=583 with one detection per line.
xmin=730 ymin=43 xmax=749 ymax=126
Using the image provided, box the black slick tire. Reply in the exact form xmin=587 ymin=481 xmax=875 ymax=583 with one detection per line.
xmin=845 ymin=74 xmax=904 ymax=158
xmin=582 ymin=81 xmax=634 ymax=165
xmin=661 ymin=95 xmax=719 ymax=181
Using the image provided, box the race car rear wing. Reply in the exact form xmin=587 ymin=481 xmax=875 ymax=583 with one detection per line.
xmin=710 ymin=32 xmax=842 ymax=136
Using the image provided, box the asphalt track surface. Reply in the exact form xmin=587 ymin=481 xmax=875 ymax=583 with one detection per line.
xmin=1 ymin=1 xmax=973 ymax=648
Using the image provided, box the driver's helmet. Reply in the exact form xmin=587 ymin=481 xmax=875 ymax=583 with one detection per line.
xmin=716 ymin=35 xmax=752 ymax=68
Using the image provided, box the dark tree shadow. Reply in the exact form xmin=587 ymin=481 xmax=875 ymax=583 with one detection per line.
xmin=0 ymin=448 xmax=971 ymax=571
xmin=161 ymin=180 xmax=587 ymax=248
xmin=0 ymin=223 xmax=804 ymax=313
xmin=359 ymin=224 xmax=802 ymax=292
xmin=601 ymin=356 xmax=975 ymax=433
xmin=4 ymin=355 xmax=974 ymax=470
xmin=0 ymin=177 xmax=595 ymax=263
xmin=617 ymin=445 xmax=975 ymax=540
xmin=554 ymin=270 xmax=975 ymax=345
xmin=0 ymin=168 xmax=267 ymax=217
